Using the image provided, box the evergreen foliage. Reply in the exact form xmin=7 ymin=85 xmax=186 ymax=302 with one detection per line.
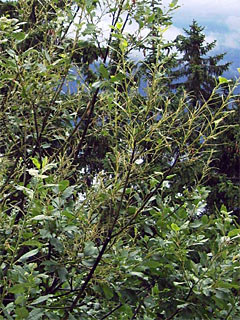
xmin=171 ymin=20 xmax=231 ymax=104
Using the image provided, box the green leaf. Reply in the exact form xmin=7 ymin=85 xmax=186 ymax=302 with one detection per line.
xmin=145 ymin=260 xmax=162 ymax=269
xmin=6 ymin=49 xmax=17 ymax=58
xmin=128 ymin=206 xmax=137 ymax=214
xmin=169 ymin=0 xmax=178 ymax=8
xmin=31 ymin=157 xmax=41 ymax=169
xmin=1 ymin=310 xmax=13 ymax=320
xmin=12 ymin=32 xmax=26 ymax=41
xmin=177 ymin=302 xmax=190 ymax=308
xmin=110 ymin=72 xmax=125 ymax=83
xmin=0 ymin=39 xmax=8 ymax=44
xmin=102 ymin=283 xmax=114 ymax=299
xmin=44 ymin=49 xmax=51 ymax=63
xmin=42 ymin=156 xmax=48 ymax=168
xmin=84 ymin=241 xmax=98 ymax=257
xmin=58 ymin=180 xmax=69 ymax=192
xmin=62 ymin=210 xmax=75 ymax=219
xmin=41 ymin=260 xmax=59 ymax=267
xmin=20 ymin=240 xmax=43 ymax=248
xmin=62 ymin=186 xmax=75 ymax=199
xmin=111 ymin=33 xmax=123 ymax=40
xmin=50 ymin=237 xmax=63 ymax=252
xmin=228 ymin=229 xmax=240 ymax=237
xmin=216 ymin=280 xmax=240 ymax=289
xmin=218 ymin=76 xmax=228 ymax=84
xmin=15 ymin=185 xmax=34 ymax=199
xmin=28 ymin=309 xmax=45 ymax=320
xmin=15 ymin=295 xmax=26 ymax=305
xmin=57 ymin=267 xmax=68 ymax=282
xmin=116 ymin=22 xmax=122 ymax=30
xmin=120 ymin=39 xmax=128 ymax=48
xmin=191 ymin=220 xmax=202 ymax=228
xmin=15 ymin=307 xmax=29 ymax=318
xmin=118 ymin=304 xmax=133 ymax=317
xmin=171 ymin=223 xmax=180 ymax=232
xmin=82 ymin=259 xmax=95 ymax=267
xmin=30 ymin=215 xmax=54 ymax=221
xmin=18 ymin=249 xmax=39 ymax=262
xmin=129 ymin=271 xmax=146 ymax=279
xmin=9 ymin=284 xmax=26 ymax=294
xmin=201 ymin=214 xmax=208 ymax=224
xmin=30 ymin=294 xmax=53 ymax=305
xmin=144 ymin=296 xmax=155 ymax=307
xmin=166 ymin=174 xmax=176 ymax=180
xmin=0 ymin=73 xmax=14 ymax=80
xmin=99 ymin=63 xmax=109 ymax=79
xmin=28 ymin=168 xmax=48 ymax=178
xmin=92 ymin=80 xmax=104 ymax=89
xmin=177 ymin=207 xmax=187 ymax=219
xmin=220 ymin=204 xmax=228 ymax=214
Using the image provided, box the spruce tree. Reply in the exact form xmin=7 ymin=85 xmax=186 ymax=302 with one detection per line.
xmin=171 ymin=20 xmax=230 ymax=104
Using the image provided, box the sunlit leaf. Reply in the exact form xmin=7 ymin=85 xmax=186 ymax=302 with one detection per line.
xmin=218 ymin=76 xmax=228 ymax=84
xmin=31 ymin=157 xmax=41 ymax=169
xmin=169 ymin=0 xmax=178 ymax=8
xmin=171 ymin=223 xmax=180 ymax=232
xmin=228 ymin=229 xmax=240 ymax=237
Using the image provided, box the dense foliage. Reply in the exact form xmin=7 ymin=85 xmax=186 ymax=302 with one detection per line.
xmin=0 ymin=0 xmax=240 ymax=319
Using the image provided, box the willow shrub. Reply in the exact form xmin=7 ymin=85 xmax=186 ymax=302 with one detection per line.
xmin=0 ymin=1 xmax=240 ymax=319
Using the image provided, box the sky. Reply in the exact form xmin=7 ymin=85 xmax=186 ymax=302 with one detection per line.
xmin=163 ymin=0 xmax=240 ymax=48
xmin=161 ymin=0 xmax=240 ymax=77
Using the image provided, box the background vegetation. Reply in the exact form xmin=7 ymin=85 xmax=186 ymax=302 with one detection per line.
xmin=0 ymin=0 xmax=239 ymax=319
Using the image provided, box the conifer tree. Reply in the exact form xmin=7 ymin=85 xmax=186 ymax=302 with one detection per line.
xmin=171 ymin=20 xmax=230 ymax=104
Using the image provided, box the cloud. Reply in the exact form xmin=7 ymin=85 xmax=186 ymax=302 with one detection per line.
xmin=224 ymin=36 xmax=240 ymax=49
xmin=205 ymin=16 xmax=240 ymax=49
xmin=171 ymin=0 xmax=240 ymax=18
xmin=225 ymin=16 xmax=240 ymax=31
xmin=164 ymin=25 xmax=182 ymax=41
xmin=205 ymin=33 xmax=220 ymax=46
xmin=161 ymin=0 xmax=240 ymax=52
